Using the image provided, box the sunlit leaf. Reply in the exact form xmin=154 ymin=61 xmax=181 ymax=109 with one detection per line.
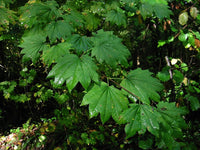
xmin=181 ymin=63 xmax=188 ymax=72
xmin=179 ymin=12 xmax=188 ymax=26
xmin=178 ymin=33 xmax=188 ymax=42
xmin=194 ymin=31 xmax=200 ymax=40
xmin=190 ymin=7 xmax=199 ymax=19
xmin=157 ymin=40 xmax=167 ymax=47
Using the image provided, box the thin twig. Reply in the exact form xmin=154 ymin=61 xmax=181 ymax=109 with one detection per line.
xmin=109 ymin=78 xmax=140 ymax=100
xmin=174 ymin=24 xmax=188 ymax=39
xmin=173 ymin=1 xmax=197 ymax=39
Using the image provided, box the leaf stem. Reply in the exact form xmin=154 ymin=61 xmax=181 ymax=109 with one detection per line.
xmin=108 ymin=78 xmax=140 ymax=100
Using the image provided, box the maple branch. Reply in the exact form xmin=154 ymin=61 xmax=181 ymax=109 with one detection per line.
xmin=108 ymin=78 xmax=140 ymax=100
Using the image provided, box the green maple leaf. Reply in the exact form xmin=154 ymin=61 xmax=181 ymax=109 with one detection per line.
xmin=140 ymin=0 xmax=172 ymax=19
xmin=68 ymin=34 xmax=93 ymax=54
xmin=140 ymin=3 xmax=153 ymax=18
xmin=47 ymin=54 xmax=98 ymax=92
xmin=156 ymin=102 xmax=188 ymax=130
xmin=120 ymin=68 xmax=163 ymax=104
xmin=119 ymin=104 xmax=159 ymax=138
xmin=105 ymin=9 xmax=127 ymax=27
xmin=91 ymin=29 xmax=130 ymax=67
xmin=81 ymin=82 xmax=129 ymax=124
xmin=45 ymin=20 xmax=74 ymax=42
xmin=20 ymin=1 xmax=61 ymax=27
xmin=156 ymin=102 xmax=188 ymax=148
xmin=84 ymin=13 xmax=100 ymax=31
xmin=20 ymin=34 xmax=48 ymax=63
xmin=63 ymin=10 xmax=84 ymax=28
xmin=42 ymin=42 xmax=71 ymax=66
xmin=153 ymin=4 xmax=172 ymax=19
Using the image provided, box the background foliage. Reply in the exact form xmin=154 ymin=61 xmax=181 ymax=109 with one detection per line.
xmin=0 ymin=0 xmax=200 ymax=149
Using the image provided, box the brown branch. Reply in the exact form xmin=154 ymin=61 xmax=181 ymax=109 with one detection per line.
xmin=174 ymin=24 xmax=188 ymax=39
xmin=109 ymin=78 xmax=140 ymax=100
xmin=185 ymin=2 xmax=198 ymax=12
xmin=173 ymin=1 xmax=198 ymax=39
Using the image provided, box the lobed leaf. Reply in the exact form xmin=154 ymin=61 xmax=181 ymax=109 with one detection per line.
xmin=155 ymin=102 xmax=188 ymax=147
xmin=68 ymin=34 xmax=93 ymax=54
xmin=20 ymin=34 xmax=48 ymax=63
xmin=47 ymin=54 xmax=98 ymax=92
xmin=63 ymin=10 xmax=84 ymax=28
xmin=153 ymin=4 xmax=172 ymax=19
xmin=120 ymin=68 xmax=163 ymax=104
xmin=19 ymin=0 xmax=61 ymax=27
xmin=105 ymin=9 xmax=127 ymax=27
xmin=156 ymin=102 xmax=188 ymax=129
xmin=119 ymin=104 xmax=159 ymax=138
xmin=139 ymin=0 xmax=172 ymax=19
xmin=91 ymin=29 xmax=130 ymax=67
xmin=84 ymin=13 xmax=100 ymax=31
xmin=81 ymin=82 xmax=129 ymax=124
xmin=45 ymin=20 xmax=74 ymax=42
xmin=42 ymin=42 xmax=71 ymax=66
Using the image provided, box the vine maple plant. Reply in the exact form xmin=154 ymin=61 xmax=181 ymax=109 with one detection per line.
xmin=1 ymin=0 xmax=200 ymax=149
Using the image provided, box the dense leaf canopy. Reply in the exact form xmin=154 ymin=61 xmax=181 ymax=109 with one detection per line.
xmin=0 ymin=0 xmax=199 ymax=149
